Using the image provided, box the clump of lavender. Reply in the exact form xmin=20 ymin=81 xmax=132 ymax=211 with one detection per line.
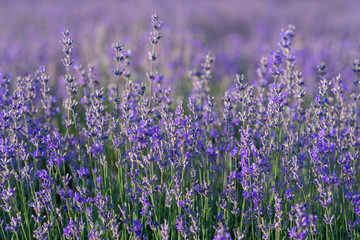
xmin=0 ymin=14 xmax=359 ymax=240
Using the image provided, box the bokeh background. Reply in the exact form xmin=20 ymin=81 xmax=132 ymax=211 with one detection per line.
xmin=1 ymin=0 xmax=360 ymax=97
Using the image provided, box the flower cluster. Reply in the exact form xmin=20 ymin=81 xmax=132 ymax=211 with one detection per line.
xmin=0 ymin=15 xmax=359 ymax=240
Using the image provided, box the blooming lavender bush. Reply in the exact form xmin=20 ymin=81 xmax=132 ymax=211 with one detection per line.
xmin=1 ymin=12 xmax=360 ymax=240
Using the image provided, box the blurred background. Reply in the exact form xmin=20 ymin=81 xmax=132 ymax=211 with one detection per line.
xmin=1 ymin=0 xmax=360 ymax=97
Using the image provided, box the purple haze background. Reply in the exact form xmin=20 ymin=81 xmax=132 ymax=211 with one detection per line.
xmin=1 ymin=0 xmax=360 ymax=96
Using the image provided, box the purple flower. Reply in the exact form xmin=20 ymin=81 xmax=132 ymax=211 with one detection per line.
xmin=63 ymin=219 xmax=80 ymax=239
xmin=132 ymin=219 xmax=144 ymax=239
xmin=285 ymin=188 xmax=294 ymax=200
xmin=96 ymin=176 xmax=102 ymax=186
xmin=77 ymin=167 xmax=89 ymax=179
xmin=213 ymin=225 xmax=232 ymax=240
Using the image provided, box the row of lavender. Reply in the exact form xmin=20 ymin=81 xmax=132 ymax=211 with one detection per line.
xmin=1 ymin=0 xmax=360 ymax=97
xmin=1 ymin=14 xmax=360 ymax=240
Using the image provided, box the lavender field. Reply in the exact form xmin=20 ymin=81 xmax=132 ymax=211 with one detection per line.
xmin=1 ymin=0 xmax=360 ymax=239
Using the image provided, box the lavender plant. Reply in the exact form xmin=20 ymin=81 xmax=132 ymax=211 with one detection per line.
xmin=0 ymin=14 xmax=360 ymax=240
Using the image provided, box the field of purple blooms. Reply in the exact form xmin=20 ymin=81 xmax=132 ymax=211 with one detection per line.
xmin=1 ymin=1 xmax=360 ymax=240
